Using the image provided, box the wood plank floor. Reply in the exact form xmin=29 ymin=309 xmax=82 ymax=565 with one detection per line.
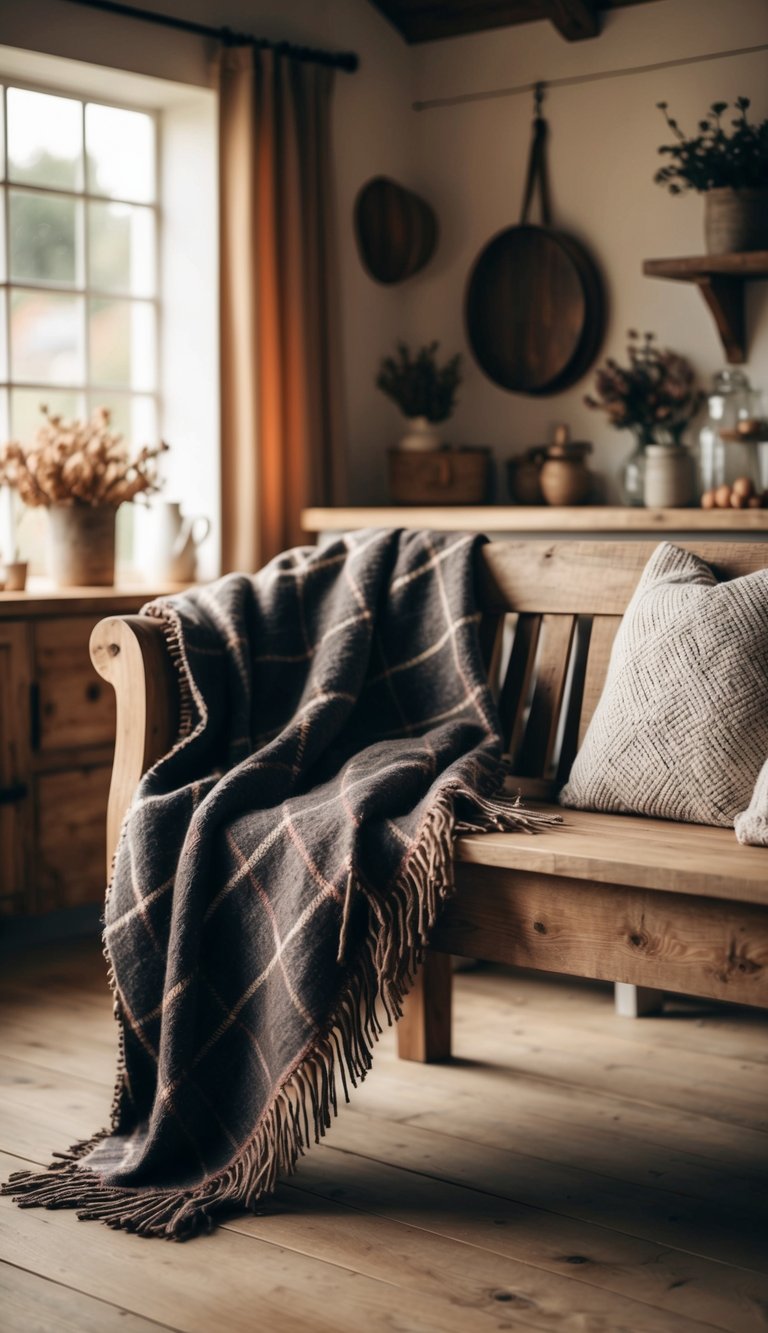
xmin=1 ymin=939 xmax=767 ymax=1333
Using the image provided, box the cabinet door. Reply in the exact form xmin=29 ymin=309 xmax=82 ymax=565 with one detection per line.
xmin=34 ymin=617 xmax=116 ymax=752
xmin=0 ymin=623 xmax=32 ymax=914
xmin=36 ymin=764 xmax=111 ymax=912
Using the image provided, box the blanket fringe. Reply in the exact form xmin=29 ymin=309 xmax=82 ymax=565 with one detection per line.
xmin=2 ymin=780 xmax=559 ymax=1239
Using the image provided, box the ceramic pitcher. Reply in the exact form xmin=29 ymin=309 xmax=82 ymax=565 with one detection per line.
xmin=143 ymin=501 xmax=211 ymax=583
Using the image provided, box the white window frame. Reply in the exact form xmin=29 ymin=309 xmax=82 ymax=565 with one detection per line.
xmin=0 ymin=74 xmax=162 ymax=458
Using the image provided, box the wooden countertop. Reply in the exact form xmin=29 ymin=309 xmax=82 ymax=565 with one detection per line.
xmin=302 ymin=506 xmax=768 ymax=534
xmin=0 ymin=581 xmax=184 ymax=619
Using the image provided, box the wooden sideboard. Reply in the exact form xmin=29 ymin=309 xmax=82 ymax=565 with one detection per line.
xmin=0 ymin=586 xmax=170 ymax=921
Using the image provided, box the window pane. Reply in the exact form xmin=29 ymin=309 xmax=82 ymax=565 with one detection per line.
xmin=89 ymin=298 xmax=155 ymax=390
xmin=7 ymin=87 xmax=82 ymax=190
xmin=85 ymin=103 xmax=154 ymax=203
xmin=88 ymin=201 xmax=155 ymax=296
xmin=10 ymin=189 xmax=80 ymax=285
xmin=0 ymin=90 xmax=5 ymax=182
xmin=10 ymin=289 xmax=85 ymax=385
xmin=10 ymin=388 xmax=82 ymax=445
xmin=86 ymin=392 xmax=157 ymax=447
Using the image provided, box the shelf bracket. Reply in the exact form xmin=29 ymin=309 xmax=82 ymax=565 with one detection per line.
xmin=694 ymin=275 xmax=745 ymax=365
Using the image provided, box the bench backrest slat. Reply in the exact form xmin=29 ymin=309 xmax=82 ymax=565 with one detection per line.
xmin=481 ymin=540 xmax=768 ymax=790
xmin=578 ymin=614 xmax=622 ymax=746
xmin=516 ymin=614 xmax=576 ymax=778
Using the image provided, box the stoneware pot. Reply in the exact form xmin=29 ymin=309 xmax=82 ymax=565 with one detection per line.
xmin=539 ymin=442 xmax=593 ymax=506
xmin=46 ymin=504 xmax=116 ymax=587
xmin=507 ymin=448 xmax=546 ymax=504
xmin=644 ymin=444 xmax=695 ymax=508
xmin=704 ymin=188 xmax=768 ymax=254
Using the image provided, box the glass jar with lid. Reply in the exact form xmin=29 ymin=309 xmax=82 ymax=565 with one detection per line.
xmin=715 ymin=389 xmax=767 ymax=502
xmin=698 ymin=369 xmax=753 ymax=493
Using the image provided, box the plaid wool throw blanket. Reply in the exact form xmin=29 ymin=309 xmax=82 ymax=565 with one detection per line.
xmin=6 ymin=529 xmax=554 ymax=1239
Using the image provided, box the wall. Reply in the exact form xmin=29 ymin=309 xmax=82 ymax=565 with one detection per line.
xmin=2 ymin=0 xmax=767 ymax=510
xmin=402 ymin=0 xmax=768 ymax=499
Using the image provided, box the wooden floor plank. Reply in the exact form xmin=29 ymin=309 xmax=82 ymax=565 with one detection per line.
xmin=360 ymin=1052 xmax=768 ymax=1194
xmin=229 ymin=1181 xmax=719 ymax=1333
xmin=465 ymin=968 xmax=768 ymax=1065
xmin=0 ymin=1152 xmax=535 ymax=1333
xmin=325 ymin=1106 xmax=768 ymax=1271
xmin=0 ymin=1262 xmax=178 ymax=1333
xmin=287 ymin=1147 xmax=768 ymax=1333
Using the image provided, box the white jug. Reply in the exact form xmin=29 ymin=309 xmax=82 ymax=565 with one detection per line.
xmin=139 ymin=501 xmax=211 ymax=584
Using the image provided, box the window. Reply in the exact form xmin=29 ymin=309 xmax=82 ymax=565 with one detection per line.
xmin=0 ymin=81 xmax=159 ymax=565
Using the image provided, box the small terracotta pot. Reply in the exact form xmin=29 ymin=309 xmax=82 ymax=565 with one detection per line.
xmin=705 ymin=188 xmax=768 ymax=254
xmin=2 ymin=561 xmax=28 ymax=591
xmin=539 ymin=441 xmax=593 ymax=506
xmin=46 ymin=505 xmax=116 ymax=587
xmin=507 ymin=449 xmax=545 ymax=504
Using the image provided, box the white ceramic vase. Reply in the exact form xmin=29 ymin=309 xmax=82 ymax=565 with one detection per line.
xmin=399 ymin=416 xmax=442 ymax=452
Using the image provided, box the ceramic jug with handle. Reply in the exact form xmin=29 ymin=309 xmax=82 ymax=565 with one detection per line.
xmin=143 ymin=501 xmax=211 ymax=584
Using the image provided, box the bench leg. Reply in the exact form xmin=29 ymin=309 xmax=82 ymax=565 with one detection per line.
xmin=614 ymin=982 xmax=665 ymax=1018
xmin=397 ymin=952 xmax=453 ymax=1062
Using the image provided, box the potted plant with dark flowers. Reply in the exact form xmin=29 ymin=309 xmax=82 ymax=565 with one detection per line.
xmin=655 ymin=97 xmax=768 ymax=253
xmin=586 ymin=331 xmax=702 ymax=507
xmin=376 ymin=340 xmax=461 ymax=452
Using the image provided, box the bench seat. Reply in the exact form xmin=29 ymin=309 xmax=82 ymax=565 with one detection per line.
xmin=456 ymin=804 xmax=768 ymax=906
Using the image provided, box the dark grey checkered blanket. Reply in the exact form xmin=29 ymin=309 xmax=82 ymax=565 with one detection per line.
xmin=6 ymin=529 xmax=554 ymax=1238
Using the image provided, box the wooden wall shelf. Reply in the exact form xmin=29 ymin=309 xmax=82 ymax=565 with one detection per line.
xmin=303 ymin=506 xmax=768 ymax=535
xmin=643 ymin=251 xmax=768 ymax=365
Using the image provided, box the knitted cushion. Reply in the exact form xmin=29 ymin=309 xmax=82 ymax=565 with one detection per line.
xmin=736 ymin=757 xmax=768 ymax=845
xmin=559 ymin=543 xmax=768 ymax=830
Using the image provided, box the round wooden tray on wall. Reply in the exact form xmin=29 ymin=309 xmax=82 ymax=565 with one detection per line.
xmin=465 ymin=96 xmax=605 ymax=397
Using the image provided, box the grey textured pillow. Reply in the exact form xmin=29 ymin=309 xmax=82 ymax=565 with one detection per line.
xmin=560 ymin=542 xmax=768 ymax=830
xmin=735 ymin=757 xmax=768 ymax=845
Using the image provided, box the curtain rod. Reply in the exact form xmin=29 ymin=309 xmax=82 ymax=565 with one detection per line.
xmin=412 ymin=41 xmax=768 ymax=111
xmin=60 ymin=0 xmax=360 ymax=71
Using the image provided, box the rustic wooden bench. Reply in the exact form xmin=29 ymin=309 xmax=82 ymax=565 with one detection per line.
xmin=90 ymin=540 xmax=768 ymax=1067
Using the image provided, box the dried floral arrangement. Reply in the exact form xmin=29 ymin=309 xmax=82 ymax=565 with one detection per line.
xmin=655 ymin=97 xmax=768 ymax=193
xmin=585 ymin=331 xmax=702 ymax=436
xmin=376 ymin=341 xmax=461 ymax=422
xmin=0 ymin=406 xmax=168 ymax=508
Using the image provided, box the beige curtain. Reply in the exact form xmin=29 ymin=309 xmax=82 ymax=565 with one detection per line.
xmin=218 ymin=46 xmax=346 ymax=572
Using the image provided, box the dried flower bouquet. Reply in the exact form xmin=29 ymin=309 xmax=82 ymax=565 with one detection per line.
xmin=0 ymin=406 xmax=168 ymax=509
xmin=585 ymin=331 xmax=701 ymax=436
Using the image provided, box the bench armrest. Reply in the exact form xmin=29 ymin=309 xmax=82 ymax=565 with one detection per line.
xmin=90 ymin=615 xmax=180 ymax=873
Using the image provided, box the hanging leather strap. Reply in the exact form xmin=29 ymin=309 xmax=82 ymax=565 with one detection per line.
xmin=520 ymin=111 xmax=552 ymax=227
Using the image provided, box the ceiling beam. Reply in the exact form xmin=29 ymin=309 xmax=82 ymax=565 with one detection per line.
xmin=547 ymin=0 xmax=600 ymax=39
